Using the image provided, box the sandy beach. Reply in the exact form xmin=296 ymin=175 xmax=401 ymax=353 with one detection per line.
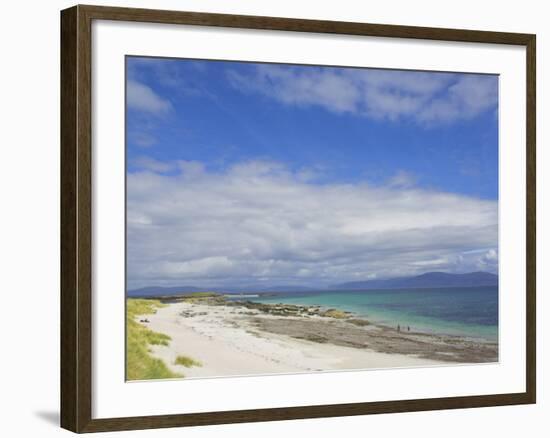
xmin=133 ymin=296 xmax=498 ymax=379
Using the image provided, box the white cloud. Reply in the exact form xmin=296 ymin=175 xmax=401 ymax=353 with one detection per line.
xmin=127 ymin=159 xmax=498 ymax=289
xmin=228 ymin=65 xmax=359 ymax=113
xmin=129 ymin=131 xmax=157 ymax=148
xmin=127 ymin=80 xmax=172 ymax=114
xmin=227 ymin=66 xmax=497 ymax=125
xmin=133 ymin=157 xmax=206 ymax=176
xmin=387 ymin=170 xmax=417 ymax=188
xmin=132 ymin=156 xmax=175 ymax=173
xmin=417 ymin=75 xmax=498 ymax=123
xmin=177 ymin=160 xmax=205 ymax=177
xmin=476 ymin=248 xmax=499 ymax=270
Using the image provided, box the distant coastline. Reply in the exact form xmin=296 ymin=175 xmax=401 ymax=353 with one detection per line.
xmin=127 ymin=271 xmax=498 ymax=297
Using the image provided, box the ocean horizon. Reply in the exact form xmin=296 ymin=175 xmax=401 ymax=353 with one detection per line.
xmin=247 ymin=286 xmax=498 ymax=342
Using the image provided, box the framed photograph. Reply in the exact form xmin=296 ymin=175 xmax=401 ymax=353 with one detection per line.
xmin=60 ymin=4 xmax=536 ymax=433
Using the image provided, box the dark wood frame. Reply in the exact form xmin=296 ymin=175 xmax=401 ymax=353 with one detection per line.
xmin=61 ymin=4 xmax=536 ymax=433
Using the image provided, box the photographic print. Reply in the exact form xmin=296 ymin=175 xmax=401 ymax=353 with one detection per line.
xmin=125 ymin=56 xmax=499 ymax=381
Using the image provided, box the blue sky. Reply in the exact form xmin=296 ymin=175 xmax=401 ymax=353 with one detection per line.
xmin=126 ymin=57 xmax=499 ymax=289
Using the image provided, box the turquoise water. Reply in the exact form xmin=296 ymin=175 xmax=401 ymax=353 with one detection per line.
xmin=249 ymin=287 xmax=498 ymax=342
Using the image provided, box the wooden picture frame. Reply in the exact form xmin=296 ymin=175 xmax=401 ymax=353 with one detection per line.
xmin=61 ymin=4 xmax=536 ymax=433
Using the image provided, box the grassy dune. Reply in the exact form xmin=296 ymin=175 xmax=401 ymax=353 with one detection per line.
xmin=175 ymin=355 xmax=203 ymax=368
xmin=126 ymin=299 xmax=182 ymax=380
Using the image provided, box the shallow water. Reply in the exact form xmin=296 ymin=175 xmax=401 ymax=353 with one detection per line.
xmin=249 ymin=286 xmax=498 ymax=342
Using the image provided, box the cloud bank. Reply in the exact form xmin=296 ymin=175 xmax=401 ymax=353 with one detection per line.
xmin=127 ymin=159 xmax=498 ymax=289
xmin=228 ymin=65 xmax=498 ymax=125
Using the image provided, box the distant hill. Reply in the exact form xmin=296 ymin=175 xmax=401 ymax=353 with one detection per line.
xmin=333 ymin=271 xmax=498 ymax=290
xmin=127 ymin=284 xmax=315 ymax=297
xmin=258 ymin=285 xmax=314 ymax=292
xmin=127 ymin=285 xmax=205 ymax=297
xmin=128 ymin=272 xmax=498 ymax=297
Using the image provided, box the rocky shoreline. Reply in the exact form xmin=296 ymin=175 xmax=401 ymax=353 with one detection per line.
xmin=149 ymin=293 xmax=498 ymax=364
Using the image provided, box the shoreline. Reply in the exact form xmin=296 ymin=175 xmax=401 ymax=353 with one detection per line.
xmin=130 ymin=294 xmax=498 ymax=379
xmin=238 ymin=297 xmax=498 ymax=344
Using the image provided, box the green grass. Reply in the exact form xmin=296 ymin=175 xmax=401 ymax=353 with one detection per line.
xmin=180 ymin=291 xmax=224 ymax=304
xmin=126 ymin=299 xmax=182 ymax=380
xmin=127 ymin=298 xmax=164 ymax=319
xmin=184 ymin=292 xmax=219 ymax=298
xmin=322 ymin=309 xmax=349 ymax=319
xmin=175 ymin=355 xmax=203 ymax=368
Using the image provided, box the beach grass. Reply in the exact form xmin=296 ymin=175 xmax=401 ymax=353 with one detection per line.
xmin=185 ymin=292 xmax=220 ymax=298
xmin=175 ymin=355 xmax=203 ymax=368
xmin=180 ymin=291 xmax=223 ymax=304
xmin=322 ymin=309 xmax=349 ymax=319
xmin=126 ymin=298 xmax=182 ymax=380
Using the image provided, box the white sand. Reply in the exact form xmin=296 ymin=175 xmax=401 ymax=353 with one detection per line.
xmin=143 ymin=302 xmax=444 ymax=379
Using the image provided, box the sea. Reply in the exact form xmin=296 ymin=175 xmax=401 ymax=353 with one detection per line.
xmin=246 ymin=286 xmax=498 ymax=342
